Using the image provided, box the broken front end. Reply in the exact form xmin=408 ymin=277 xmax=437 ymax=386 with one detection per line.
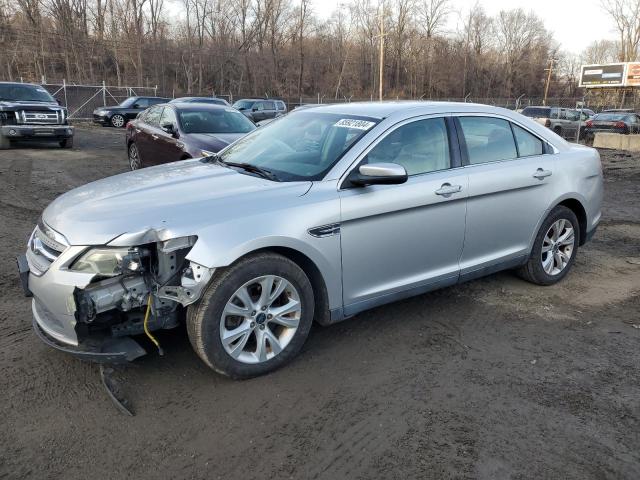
xmin=18 ymin=221 xmax=213 ymax=363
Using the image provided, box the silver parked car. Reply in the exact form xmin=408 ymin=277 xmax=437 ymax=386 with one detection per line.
xmin=17 ymin=102 xmax=603 ymax=378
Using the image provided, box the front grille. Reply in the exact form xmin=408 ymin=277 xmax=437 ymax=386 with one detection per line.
xmin=27 ymin=222 xmax=68 ymax=274
xmin=18 ymin=110 xmax=63 ymax=125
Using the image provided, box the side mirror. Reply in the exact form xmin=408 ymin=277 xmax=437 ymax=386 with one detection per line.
xmin=348 ymin=162 xmax=408 ymax=187
xmin=161 ymin=123 xmax=177 ymax=137
xmin=252 ymin=106 xmax=259 ymax=112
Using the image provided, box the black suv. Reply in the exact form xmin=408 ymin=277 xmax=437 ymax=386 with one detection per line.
xmin=232 ymin=98 xmax=287 ymax=122
xmin=93 ymin=96 xmax=170 ymax=128
xmin=0 ymin=82 xmax=73 ymax=149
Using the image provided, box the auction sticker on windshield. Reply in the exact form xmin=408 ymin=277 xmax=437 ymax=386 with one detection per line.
xmin=334 ymin=119 xmax=376 ymax=130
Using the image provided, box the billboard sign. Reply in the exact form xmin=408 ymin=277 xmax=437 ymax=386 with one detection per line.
xmin=626 ymin=62 xmax=640 ymax=87
xmin=579 ymin=63 xmax=626 ymax=88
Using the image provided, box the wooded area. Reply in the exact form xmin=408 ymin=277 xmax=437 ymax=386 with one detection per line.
xmin=0 ymin=0 xmax=638 ymax=100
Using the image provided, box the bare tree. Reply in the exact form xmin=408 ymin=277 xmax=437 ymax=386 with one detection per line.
xmin=601 ymin=0 xmax=640 ymax=61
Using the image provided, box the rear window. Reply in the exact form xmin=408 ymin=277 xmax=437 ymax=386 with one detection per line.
xmin=522 ymin=107 xmax=551 ymax=118
xmin=276 ymin=101 xmax=286 ymax=111
xmin=178 ymin=108 xmax=256 ymax=134
xmin=594 ymin=113 xmax=626 ymax=121
xmin=459 ymin=117 xmax=518 ymax=164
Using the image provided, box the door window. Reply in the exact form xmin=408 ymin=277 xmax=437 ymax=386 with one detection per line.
xmin=144 ymin=106 xmax=163 ymax=127
xmin=458 ymin=117 xmax=518 ymax=164
xmin=159 ymin=107 xmax=177 ymax=127
xmin=512 ymin=124 xmax=543 ymax=157
xmin=365 ymin=118 xmax=450 ymax=175
xmin=264 ymin=101 xmax=275 ymax=110
xmin=255 ymin=102 xmax=265 ymax=111
xmin=276 ymin=101 xmax=286 ymax=111
xmin=133 ymin=98 xmax=150 ymax=108
xmin=550 ymin=108 xmax=560 ymax=119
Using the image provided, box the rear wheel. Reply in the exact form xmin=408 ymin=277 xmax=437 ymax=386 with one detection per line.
xmin=0 ymin=135 xmax=10 ymax=150
xmin=518 ymin=206 xmax=579 ymax=286
xmin=187 ymin=252 xmax=314 ymax=378
xmin=110 ymin=114 xmax=125 ymax=128
xmin=128 ymin=142 xmax=142 ymax=170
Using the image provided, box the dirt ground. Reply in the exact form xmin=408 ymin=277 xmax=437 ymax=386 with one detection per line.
xmin=1 ymin=126 xmax=639 ymax=480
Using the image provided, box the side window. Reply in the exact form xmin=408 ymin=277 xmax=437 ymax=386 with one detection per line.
xmin=512 ymin=124 xmax=544 ymax=157
xmin=159 ymin=107 xmax=177 ymax=127
xmin=458 ymin=116 xmax=518 ymax=165
xmin=365 ymin=118 xmax=451 ymax=176
xmin=565 ymin=110 xmax=580 ymax=121
xmin=255 ymin=102 xmax=265 ymax=111
xmin=276 ymin=101 xmax=285 ymax=111
xmin=148 ymin=98 xmax=165 ymax=106
xmin=264 ymin=101 xmax=275 ymax=110
xmin=145 ymin=106 xmax=163 ymax=127
xmin=134 ymin=98 xmax=149 ymax=108
xmin=550 ymin=108 xmax=560 ymax=119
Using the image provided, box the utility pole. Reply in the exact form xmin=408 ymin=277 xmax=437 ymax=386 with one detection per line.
xmin=378 ymin=1 xmax=384 ymax=101
xmin=543 ymin=58 xmax=556 ymax=106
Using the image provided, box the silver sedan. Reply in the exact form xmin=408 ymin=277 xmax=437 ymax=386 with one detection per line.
xmin=18 ymin=102 xmax=603 ymax=378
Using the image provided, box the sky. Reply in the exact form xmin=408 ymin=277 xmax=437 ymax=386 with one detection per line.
xmin=312 ymin=0 xmax=617 ymax=55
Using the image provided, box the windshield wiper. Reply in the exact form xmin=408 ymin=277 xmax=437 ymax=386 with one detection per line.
xmin=202 ymin=154 xmax=278 ymax=181
xmin=222 ymin=161 xmax=279 ymax=181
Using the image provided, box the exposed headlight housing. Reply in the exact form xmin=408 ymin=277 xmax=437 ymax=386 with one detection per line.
xmin=95 ymin=109 xmax=107 ymax=116
xmin=71 ymin=247 xmax=142 ymax=277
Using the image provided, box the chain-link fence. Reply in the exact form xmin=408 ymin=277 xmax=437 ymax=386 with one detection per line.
xmin=41 ymin=82 xmax=159 ymax=120
xmin=30 ymin=80 xmax=640 ymax=120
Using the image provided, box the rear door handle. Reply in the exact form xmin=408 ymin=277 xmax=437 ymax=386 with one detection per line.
xmin=435 ymin=183 xmax=462 ymax=196
xmin=533 ymin=168 xmax=552 ymax=180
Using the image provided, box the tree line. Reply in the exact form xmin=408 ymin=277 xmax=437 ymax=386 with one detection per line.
xmin=1 ymin=0 xmax=639 ymax=101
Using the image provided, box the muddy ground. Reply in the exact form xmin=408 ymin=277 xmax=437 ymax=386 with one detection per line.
xmin=1 ymin=126 xmax=639 ymax=480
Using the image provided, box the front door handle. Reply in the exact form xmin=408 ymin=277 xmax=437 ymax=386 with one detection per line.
xmin=435 ymin=183 xmax=462 ymax=196
xmin=533 ymin=168 xmax=552 ymax=180
xmin=152 ymin=134 xmax=159 ymax=140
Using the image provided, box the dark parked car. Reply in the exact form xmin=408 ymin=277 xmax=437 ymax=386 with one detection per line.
xmin=584 ymin=112 xmax=640 ymax=140
xmin=93 ymin=96 xmax=170 ymax=128
xmin=169 ymin=96 xmax=230 ymax=106
xmin=0 ymin=81 xmax=73 ymax=149
xmin=232 ymin=98 xmax=287 ymax=122
xmin=125 ymin=102 xmax=256 ymax=169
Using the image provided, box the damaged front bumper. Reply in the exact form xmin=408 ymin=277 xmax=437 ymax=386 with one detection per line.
xmin=19 ymin=224 xmax=214 ymax=364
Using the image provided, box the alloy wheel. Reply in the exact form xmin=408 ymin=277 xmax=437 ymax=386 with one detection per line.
xmin=541 ymin=219 xmax=575 ymax=276
xmin=219 ymin=275 xmax=301 ymax=364
xmin=111 ymin=115 xmax=125 ymax=128
xmin=128 ymin=143 xmax=141 ymax=170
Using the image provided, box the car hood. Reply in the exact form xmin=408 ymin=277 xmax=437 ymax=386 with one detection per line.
xmin=0 ymin=101 xmax=61 ymax=111
xmin=43 ymin=159 xmax=311 ymax=245
xmin=186 ymin=132 xmax=246 ymax=147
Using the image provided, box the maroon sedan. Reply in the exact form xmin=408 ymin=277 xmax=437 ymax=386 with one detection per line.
xmin=125 ymin=102 xmax=256 ymax=170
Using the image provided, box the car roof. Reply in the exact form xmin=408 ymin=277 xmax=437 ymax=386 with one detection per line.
xmin=166 ymin=102 xmax=232 ymax=110
xmin=294 ymin=101 xmax=521 ymax=119
xmin=0 ymin=81 xmax=42 ymax=87
xmin=235 ymin=98 xmax=283 ymax=102
xmin=171 ymin=96 xmax=226 ymax=101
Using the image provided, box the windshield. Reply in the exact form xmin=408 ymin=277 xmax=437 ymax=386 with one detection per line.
xmin=178 ymin=108 xmax=256 ymax=134
xmin=0 ymin=84 xmax=55 ymax=102
xmin=217 ymin=112 xmax=379 ymax=181
xmin=118 ymin=97 xmax=136 ymax=107
xmin=233 ymin=100 xmax=255 ymax=110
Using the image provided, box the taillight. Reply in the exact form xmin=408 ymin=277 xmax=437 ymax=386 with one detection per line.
xmin=545 ymin=119 xmax=551 ymax=127
xmin=615 ymin=121 xmax=625 ymax=129
xmin=586 ymin=120 xmax=593 ymax=128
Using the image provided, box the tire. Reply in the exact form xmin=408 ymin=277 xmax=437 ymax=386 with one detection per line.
xmin=128 ymin=142 xmax=142 ymax=170
xmin=110 ymin=114 xmax=125 ymax=128
xmin=518 ymin=206 xmax=580 ymax=286
xmin=59 ymin=137 xmax=73 ymax=148
xmin=0 ymin=135 xmax=10 ymax=150
xmin=187 ymin=252 xmax=315 ymax=379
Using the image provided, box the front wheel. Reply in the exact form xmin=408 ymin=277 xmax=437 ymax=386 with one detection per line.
xmin=187 ymin=252 xmax=315 ymax=378
xmin=110 ymin=114 xmax=125 ymax=128
xmin=518 ymin=206 xmax=579 ymax=286
xmin=59 ymin=137 xmax=73 ymax=148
